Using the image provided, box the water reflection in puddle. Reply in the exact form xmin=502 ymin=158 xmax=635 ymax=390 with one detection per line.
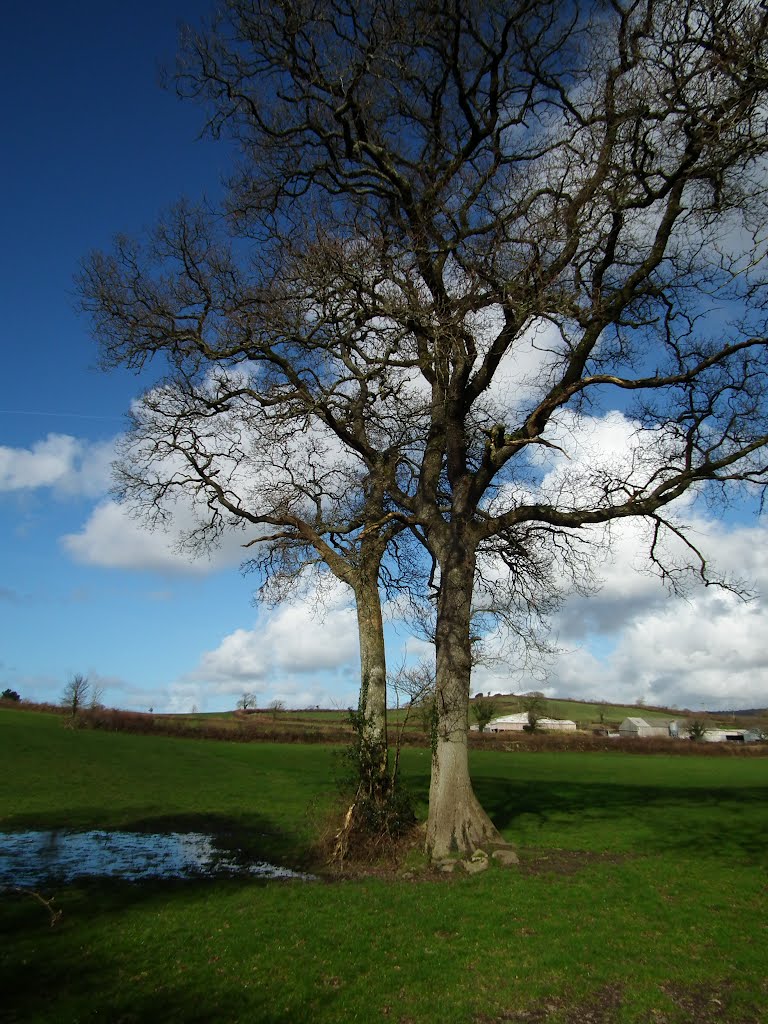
xmin=0 ymin=831 xmax=315 ymax=886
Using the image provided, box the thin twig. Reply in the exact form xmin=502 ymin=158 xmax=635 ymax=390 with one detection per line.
xmin=8 ymin=887 xmax=63 ymax=928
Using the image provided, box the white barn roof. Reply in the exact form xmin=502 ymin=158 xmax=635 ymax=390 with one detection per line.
xmin=486 ymin=713 xmax=577 ymax=731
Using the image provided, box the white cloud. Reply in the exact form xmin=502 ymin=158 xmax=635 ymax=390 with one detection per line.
xmin=377 ymin=405 xmax=768 ymax=715
xmin=481 ymin=315 xmax=570 ymax=418
xmin=182 ymin=579 xmax=361 ymax=708
xmin=473 ymin=511 xmax=768 ymax=712
xmin=61 ymin=499 xmax=254 ymax=575
xmin=196 ymin=594 xmax=359 ymax=681
xmin=126 ymin=373 xmax=367 ymax=525
xmin=0 ymin=433 xmax=114 ymax=497
xmin=13 ymin=405 xmax=766 ymax=716
xmin=547 ymin=583 xmax=768 ymax=712
xmin=607 ymin=592 xmax=765 ymax=705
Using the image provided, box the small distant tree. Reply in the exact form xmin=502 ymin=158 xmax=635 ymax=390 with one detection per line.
xmin=521 ymin=693 xmax=548 ymax=733
xmin=688 ymin=720 xmax=708 ymax=742
xmin=236 ymin=692 xmax=258 ymax=712
xmin=392 ymin=661 xmax=434 ymax=720
xmin=268 ymin=699 xmax=286 ymax=720
xmin=472 ymin=697 xmax=497 ymax=734
xmin=406 ymin=665 xmax=438 ymax=739
xmin=389 ymin=659 xmax=437 ymax=752
xmin=61 ymin=674 xmax=92 ymax=721
xmin=1 ymin=689 xmax=20 ymax=702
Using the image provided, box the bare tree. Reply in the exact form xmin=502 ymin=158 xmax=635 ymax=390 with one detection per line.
xmin=80 ymin=0 xmax=768 ymax=859
xmin=268 ymin=698 xmax=286 ymax=719
xmin=109 ymin=363 xmax=406 ymax=801
xmin=61 ymin=674 xmax=92 ymax=721
xmin=236 ymin=691 xmax=258 ymax=712
xmin=391 ymin=659 xmax=436 ymax=737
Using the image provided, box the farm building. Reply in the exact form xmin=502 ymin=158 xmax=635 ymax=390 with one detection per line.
xmin=482 ymin=712 xmax=577 ymax=733
xmin=701 ymin=728 xmax=752 ymax=743
xmin=618 ymin=717 xmax=670 ymax=738
xmin=624 ymin=719 xmax=764 ymax=742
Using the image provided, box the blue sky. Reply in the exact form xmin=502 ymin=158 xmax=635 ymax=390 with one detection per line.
xmin=2 ymin=2 xmax=767 ymax=715
xmin=0 ymin=0 xmax=307 ymax=711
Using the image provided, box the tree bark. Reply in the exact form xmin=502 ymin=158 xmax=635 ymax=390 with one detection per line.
xmin=354 ymin=563 xmax=389 ymax=798
xmin=426 ymin=542 xmax=502 ymax=859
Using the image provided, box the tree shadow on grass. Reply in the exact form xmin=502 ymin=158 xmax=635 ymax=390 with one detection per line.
xmin=0 ymin=882 xmax=336 ymax=1024
xmin=469 ymin=775 xmax=768 ymax=863
xmin=402 ymin=762 xmax=767 ymax=862
xmin=0 ymin=804 xmax=328 ymax=1024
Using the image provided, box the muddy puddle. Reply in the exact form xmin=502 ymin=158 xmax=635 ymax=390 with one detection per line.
xmin=0 ymin=830 xmax=315 ymax=886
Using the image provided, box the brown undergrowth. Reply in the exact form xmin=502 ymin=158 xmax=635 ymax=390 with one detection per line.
xmin=470 ymin=732 xmax=768 ymax=756
xmin=73 ymin=707 xmax=352 ymax=744
xmin=311 ymin=800 xmax=426 ymax=880
xmin=69 ymin=711 xmax=768 ymax=754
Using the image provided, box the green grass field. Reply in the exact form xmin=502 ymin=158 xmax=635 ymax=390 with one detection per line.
xmin=1 ymin=708 xmax=766 ymax=1023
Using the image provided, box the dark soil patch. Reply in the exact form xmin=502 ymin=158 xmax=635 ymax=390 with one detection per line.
xmin=476 ymin=984 xmax=623 ymax=1023
xmin=516 ymin=848 xmax=630 ymax=876
xmin=322 ymin=838 xmax=630 ymax=883
xmin=476 ymin=979 xmax=766 ymax=1024
xmin=661 ymin=979 xmax=766 ymax=1024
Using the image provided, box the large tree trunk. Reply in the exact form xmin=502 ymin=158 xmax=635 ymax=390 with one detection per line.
xmin=354 ymin=565 xmax=389 ymax=798
xmin=426 ymin=543 xmax=502 ymax=859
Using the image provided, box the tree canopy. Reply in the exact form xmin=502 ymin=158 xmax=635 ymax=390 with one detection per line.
xmin=81 ymin=0 xmax=768 ymax=858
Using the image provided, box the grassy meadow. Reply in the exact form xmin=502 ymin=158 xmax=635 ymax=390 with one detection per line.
xmin=1 ymin=707 xmax=767 ymax=1023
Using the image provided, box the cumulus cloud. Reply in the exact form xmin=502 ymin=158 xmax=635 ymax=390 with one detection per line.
xmin=552 ymin=518 xmax=683 ymax=640
xmin=547 ymin=584 xmax=768 ymax=712
xmin=473 ymin=511 xmax=768 ymax=712
xmin=61 ymin=498 xmax=254 ymax=575
xmin=480 ymin=315 xmax=571 ymax=419
xmin=181 ymin=580 xmax=360 ymax=708
xmin=125 ymin=371 xmax=367 ymax=526
xmin=607 ymin=593 xmax=764 ymax=706
xmin=0 ymin=433 xmax=115 ymax=497
xmin=59 ymin=369 xmax=370 ymax=577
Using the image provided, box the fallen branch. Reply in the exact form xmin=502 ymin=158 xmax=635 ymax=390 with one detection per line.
xmin=6 ymin=887 xmax=63 ymax=927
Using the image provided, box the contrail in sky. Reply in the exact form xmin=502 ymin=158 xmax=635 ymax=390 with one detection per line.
xmin=0 ymin=410 xmax=124 ymax=421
